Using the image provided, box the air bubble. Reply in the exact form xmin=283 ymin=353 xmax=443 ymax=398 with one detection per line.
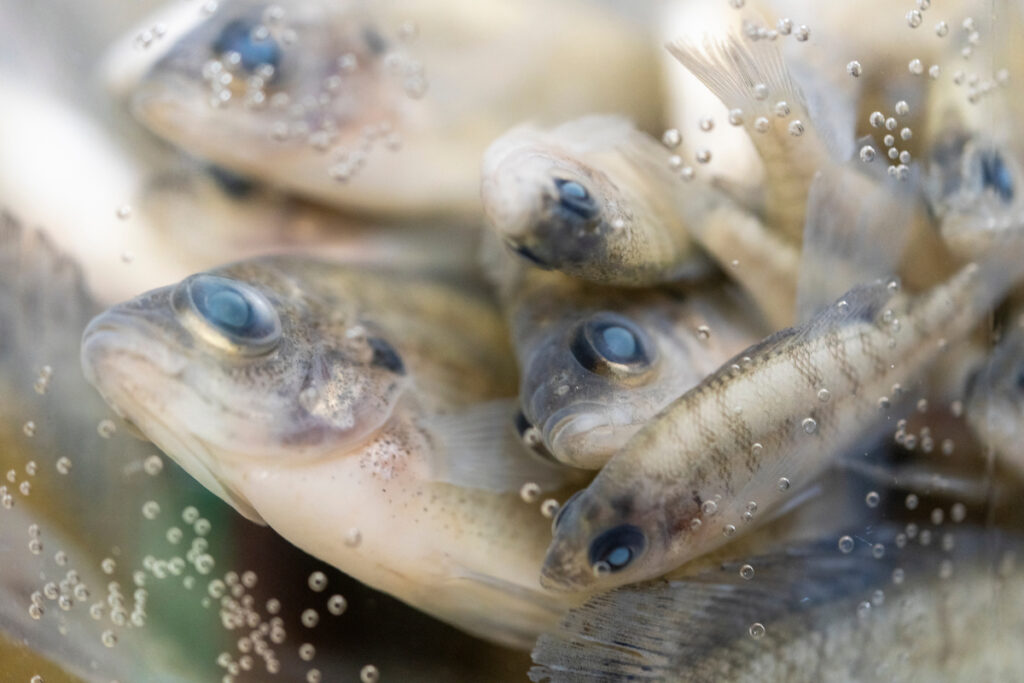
xmin=865 ymin=491 xmax=880 ymax=508
xmin=144 ymin=455 xmax=164 ymax=475
xmin=722 ymin=524 xmax=736 ymax=537
xmin=859 ymin=146 xmax=875 ymax=163
xmin=838 ymin=535 xmax=854 ymax=553
xmin=728 ymin=109 xmax=744 ymax=126
xmin=101 ymin=630 xmax=117 ymax=647
xmin=695 ymin=149 xmax=712 ymax=164
xmin=951 ymin=502 xmax=966 ymax=522
xmin=23 ymin=421 xmax=36 ymax=437
xmin=872 ymin=543 xmax=885 ymax=559
xmin=794 ymin=25 xmax=809 ymax=41
xmin=857 ymin=601 xmax=871 ymax=619
xmin=748 ymin=622 xmax=766 ymax=639
xmin=699 ymin=117 xmax=714 ymax=132
xmin=905 ymin=494 xmax=919 ymax=510
xmin=55 ymin=457 xmax=72 ymax=475
xmin=740 ymin=564 xmax=755 ymax=580
xmin=906 ymin=9 xmax=922 ymax=28
xmin=116 ymin=205 xmax=132 ymax=220
xmin=788 ymin=120 xmax=804 ymax=136
xmin=142 ymin=501 xmax=161 ymax=520
xmin=846 ymin=61 xmax=862 ymax=77
xmin=661 ymin=129 xmax=682 ymax=148
xmin=327 ymin=594 xmax=347 ymax=615
xmin=308 ymin=571 xmax=328 ymax=592
xmin=540 ymin=499 xmax=560 ymax=518
xmin=777 ymin=477 xmax=790 ymax=492
xmin=884 ymin=134 xmax=895 ymax=147
xmin=97 ymin=420 xmax=116 ymax=438
xmin=801 ymin=417 xmax=817 ymax=434
xmin=360 ymin=665 xmax=380 ymax=683
xmin=344 ymin=528 xmax=362 ymax=547
xmin=299 ymin=643 xmax=316 ymax=661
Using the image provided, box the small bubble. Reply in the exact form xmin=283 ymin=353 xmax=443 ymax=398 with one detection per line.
xmin=101 ymin=630 xmax=117 ymax=647
xmin=299 ymin=643 xmax=316 ymax=661
xmin=194 ymin=518 xmax=211 ymax=536
xmin=859 ymin=145 xmax=876 ymax=163
xmin=885 ymin=117 xmax=897 ymax=131
xmin=519 ymin=482 xmax=541 ymax=504
xmin=696 ymin=325 xmax=711 ymax=340
xmin=97 ymin=420 xmax=116 ymax=438
xmin=905 ymin=494 xmax=919 ymax=510
xmin=899 ymin=151 xmax=911 ymax=164
xmin=182 ymin=506 xmax=199 ymax=524
xmin=344 ymin=528 xmax=362 ymax=547
xmin=740 ymin=564 xmax=755 ymax=580
xmin=872 ymin=543 xmax=885 ymax=559
xmin=846 ymin=60 xmax=862 ymax=77
xmin=19 ymin=481 xmax=31 ymax=496
xmin=22 ymin=421 xmax=36 ymax=437
xmin=939 ymin=559 xmax=953 ymax=579
xmin=540 ymin=499 xmax=560 ymax=519
xmin=701 ymin=500 xmax=718 ymax=516
xmin=951 ymin=502 xmax=966 ymax=522
xmin=794 ymin=25 xmax=809 ymax=41
xmin=801 ymin=417 xmax=817 ymax=434
xmin=141 ymin=501 xmax=160 ymax=520
xmin=143 ymin=455 xmax=164 ymax=475
xmin=728 ymin=108 xmax=744 ymax=126
xmin=55 ymin=457 xmax=72 ymax=475
xmin=857 ymin=601 xmax=872 ymax=619
xmin=951 ymin=400 xmax=964 ymax=417
xmin=360 ymin=665 xmax=380 ymax=683
xmin=301 ymin=608 xmax=319 ymax=628
xmin=748 ymin=622 xmax=766 ymax=639
xmin=699 ymin=117 xmax=714 ymax=132
xmin=777 ymin=477 xmax=791 ymax=491
xmin=906 ymin=9 xmax=922 ymax=27
xmin=28 ymin=538 xmax=42 ymax=554
xmin=865 ymin=491 xmax=880 ymax=508
xmin=888 ymin=147 xmax=900 ymax=160
xmin=928 ymin=64 xmax=941 ymax=79
xmin=689 ymin=518 xmax=702 ymax=531
xmin=31 ymin=676 xmax=44 ymax=683
xmin=722 ymin=524 xmax=736 ymax=537
xmin=838 ymin=535 xmax=855 ymax=553
xmin=661 ymin=128 xmax=682 ymax=148
xmin=308 ymin=571 xmax=328 ymax=592
xmin=788 ymin=120 xmax=804 ymax=136
xmin=695 ymin=149 xmax=712 ymax=164
xmin=116 ymin=205 xmax=132 ymax=220
xmin=869 ymin=111 xmax=885 ymax=128
xmin=908 ymin=59 xmax=924 ymax=75
xmin=892 ymin=567 xmax=905 ymax=585
xmin=327 ymin=594 xmax=347 ymax=615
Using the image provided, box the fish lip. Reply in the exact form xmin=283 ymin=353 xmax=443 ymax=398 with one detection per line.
xmin=542 ymin=403 xmax=632 ymax=469
xmin=82 ymin=311 xmax=188 ymax=380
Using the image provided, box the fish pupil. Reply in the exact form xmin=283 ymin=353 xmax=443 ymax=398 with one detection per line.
xmin=600 ymin=326 xmax=638 ymax=361
xmin=588 ymin=524 xmax=645 ymax=573
xmin=554 ymin=178 xmax=599 ymax=221
xmin=981 ymin=151 xmax=1014 ymax=202
xmin=212 ymin=19 xmax=282 ymax=72
xmin=606 ymin=546 xmax=632 ymax=568
xmin=367 ymin=337 xmax=405 ymax=375
xmin=205 ymin=289 xmax=252 ymax=331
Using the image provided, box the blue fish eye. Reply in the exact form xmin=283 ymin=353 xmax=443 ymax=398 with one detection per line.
xmin=187 ymin=275 xmax=281 ymax=346
xmin=571 ymin=313 xmax=652 ymax=374
xmin=588 ymin=524 xmax=646 ymax=572
xmin=980 ymin=151 xmax=1014 ymax=202
xmin=554 ymin=178 xmax=599 ymax=221
xmin=212 ymin=19 xmax=282 ymax=72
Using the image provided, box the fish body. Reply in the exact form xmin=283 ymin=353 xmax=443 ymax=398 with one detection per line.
xmin=966 ymin=317 xmax=1024 ymax=476
xmin=106 ymin=0 xmax=661 ymax=216
xmin=81 ymin=257 xmax=581 ymax=649
xmin=541 ymin=248 xmax=1021 ymax=592
xmin=531 ymin=525 xmax=1024 ymax=682
xmin=501 ymin=258 xmax=766 ymax=469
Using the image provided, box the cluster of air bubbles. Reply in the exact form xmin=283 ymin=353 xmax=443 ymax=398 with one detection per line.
xmin=134 ymin=23 xmax=168 ymax=50
xmin=741 ymin=17 xmax=809 ymax=43
xmin=33 ymin=365 xmax=53 ymax=394
xmin=863 ymin=103 xmax=914 ymax=179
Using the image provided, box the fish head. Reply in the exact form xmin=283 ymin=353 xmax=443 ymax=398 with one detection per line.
xmin=481 ymin=131 xmax=632 ymax=272
xmin=925 ymin=126 xmax=1024 ymax=260
xmin=517 ymin=309 xmax=663 ymax=469
xmin=105 ymin=0 xmax=403 ymax=182
xmin=81 ymin=261 xmax=411 ymax=522
xmin=539 ymin=478 xmax=673 ymax=592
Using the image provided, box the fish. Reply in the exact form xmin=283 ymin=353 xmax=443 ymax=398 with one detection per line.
xmin=80 ymin=255 xmax=585 ymax=649
xmin=482 ymin=114 xmax=801 ymax=328
xmin=539 ymin=165 xmax=1024 ymax=593
xmin=965 ymin=312 xmax=1024 ymax=477
xmin=494 ymin=252 xmax=766 ymax=470
xmin=104 ymin=0 xmax=662 ymax=216
xmin=530 ymin=524 xmax=1024 ymax=682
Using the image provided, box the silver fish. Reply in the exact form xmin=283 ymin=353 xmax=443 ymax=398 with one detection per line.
xmin=540 ymin=168 xmax=1024 ymax=593
xmin=81 ymin=257 xmax=582 ymax=649
xmin=531 ymin=524 xmax=1024 ymax=682
xmin=105 ymin=0 xmax=662 ymax=216
xmin=500 ymin=259 xmax=766 ymax=470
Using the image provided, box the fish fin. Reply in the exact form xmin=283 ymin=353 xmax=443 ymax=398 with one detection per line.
xmin=529 ymin=534 xmax=898 ymax=682
xmin=422 ymin=399 xmax=579 ymax=493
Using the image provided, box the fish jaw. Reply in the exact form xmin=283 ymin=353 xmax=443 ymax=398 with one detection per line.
xmin=81 ymin=311 xmax=267 ymax=523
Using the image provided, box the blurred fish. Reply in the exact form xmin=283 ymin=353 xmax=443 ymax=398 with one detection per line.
xmin=481 ymin=116 xmax=714 ymax=286
xmin=539 ymin=166 xmax=1024 ymax=593
xmin=966 ymin=315 xmax=1024 ymax=477
xmin=531 ymin=524 xmax=1024 ymax=682
xmin=496 ymin=257 xmax=766 ymax=470
xmin=81 ymin=256 xmax=585 ymax=649
xmin=104 ymin=0 xmax=662 ymax=216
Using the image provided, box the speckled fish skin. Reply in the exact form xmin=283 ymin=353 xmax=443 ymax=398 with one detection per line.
xmin=503 ymin=260 xmax=766 ymax=470
xmin=80 ymin=257 xmax=583 ymax=649
xmin=540 ymin=257 xmax=1020 ymax=593
xmin=531 ymin=526 xmax=1024 ymax=683
xmin=106 ymin=0 xmax=661 ymax=216
xmin=481 ymin=115 xmax=717 ymax=286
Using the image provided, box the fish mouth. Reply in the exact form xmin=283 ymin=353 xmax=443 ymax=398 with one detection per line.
xmin=81 ymin=312 xmax=266 ymax=525
xmin=542 ymin=403 xmax=634 ymax=469
xmin=538 ymin=544 xmax=595 ymax=593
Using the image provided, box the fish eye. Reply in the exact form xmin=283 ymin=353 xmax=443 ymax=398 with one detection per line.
xmin=570 ymin=313 xmax=653 ymax=375
xmin=212 ymin=19 xmax=282 ymax=73
xmin=554 ymin=178 xmax=599 ymax=221
xmin=588 ymin=524 xmax=646 ymax=573
xmin=183 ymin=274 xmax=281 ymax=351
xmin=980 ymin=150 xmax=1014 ymax=202
xmin=367 ymin=337 xmax=405 ymax=375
